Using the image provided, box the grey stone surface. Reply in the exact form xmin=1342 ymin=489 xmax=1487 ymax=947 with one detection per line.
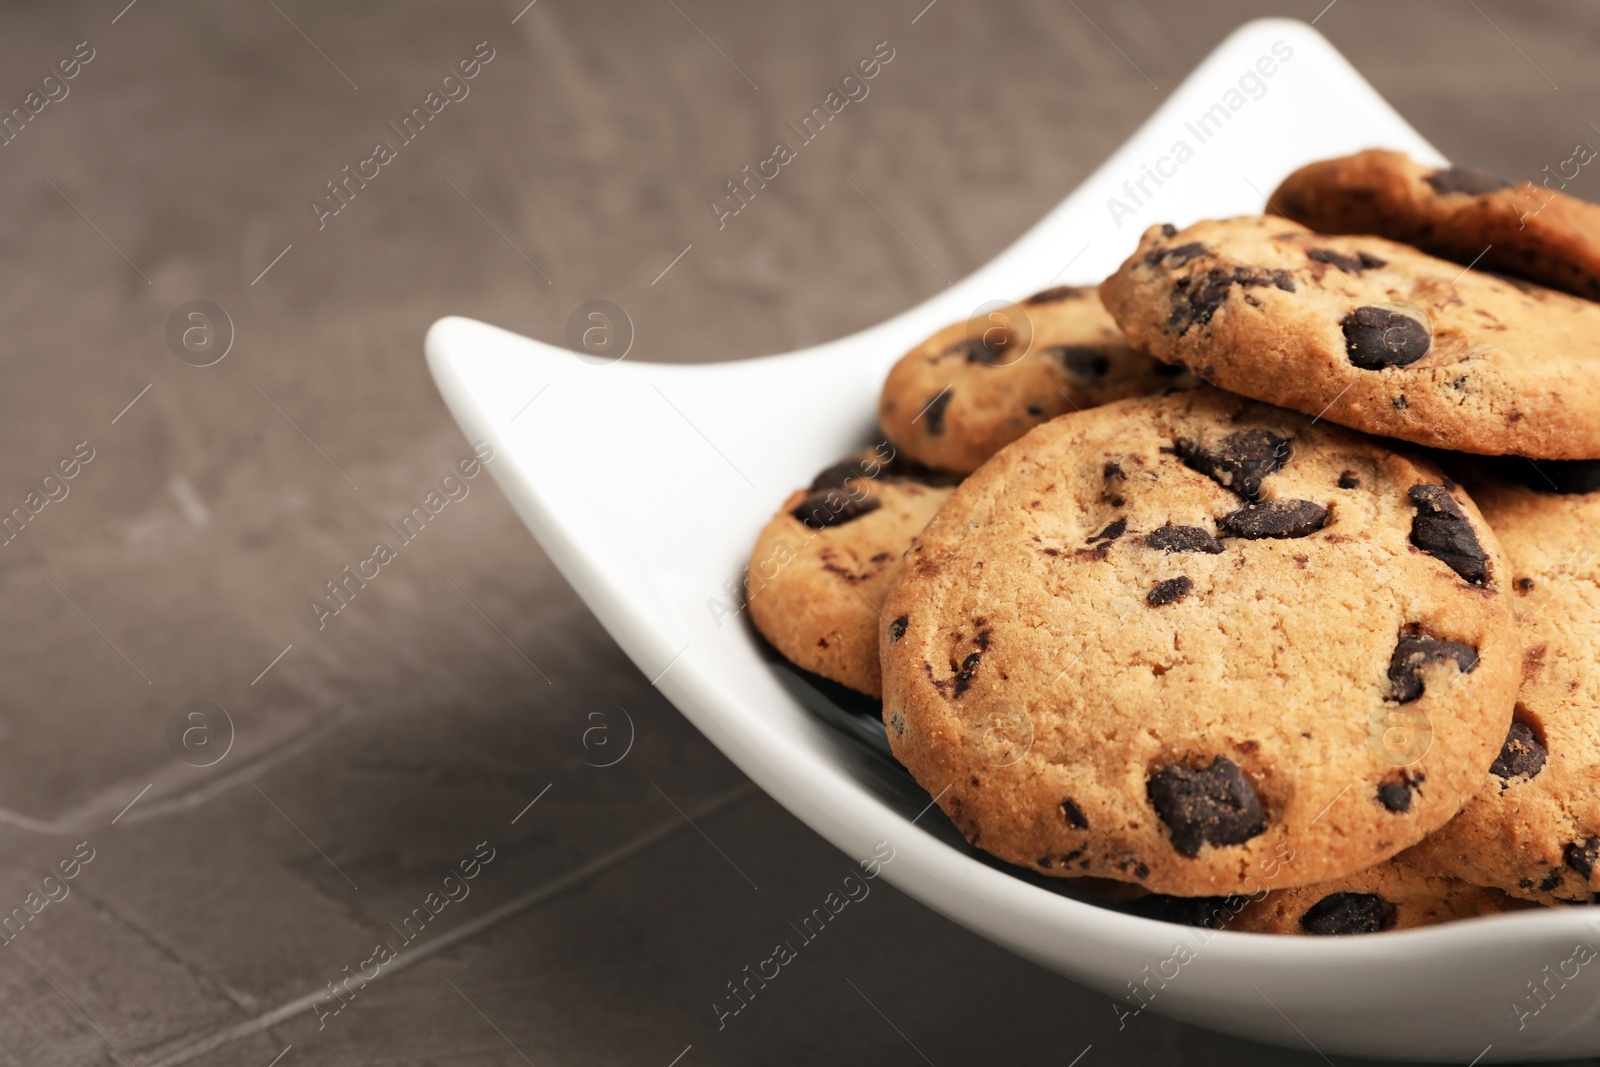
xmin=0 ymin=1 xmax=1597 ymax=1063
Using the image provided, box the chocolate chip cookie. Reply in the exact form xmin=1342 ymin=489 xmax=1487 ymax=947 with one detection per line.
xmin=1401 ymin=460 xmax=1600 ymax=901
xmin=878 ymin=285 xmax=1192 ymax=474
xmin=1270 ymin=148 xmax=1600 ymax=301
xmin=1225 ymin=855 xmax=1536 ymax=935
xmin=747 ymin=447 xmax=955 ymax=697
xmin=878 ymin=388 xmax=1520 ymax=896
xmin=1099 ymin=216 xmax=1600 ymax=458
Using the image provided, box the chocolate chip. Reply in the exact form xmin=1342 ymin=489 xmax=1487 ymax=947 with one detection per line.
xmin=1145 ymin=241 xmax=1208 ymax=268
xmin=1338 ymin=471 xmax=1361 ymax=489
xmin=1024 ymin=285 xmax=1087 ymax=305
xmin=1516 ymin=577 xmax=1536 ymax=593
xmin=1308 ymin=248 xmax=1385 ymax=274
xmin=1076 ymin=541 xmax=1113 ymax=561
xmin=1377 ymin=779 xmax=1414 ymax=813
xmin=1088 ymin=518 xmax=1127 ymax=543
xmin=1565 ymin=837 xmax=1600 ymax=878
xmin=1369 ymin=771 xmax=1420 ymax=812
xmin=945 ymin=334 xmax=1012 ymax=366
xmin=1147 ymin=756 xmax=1266 ymax=857
xmin=810 ymin=451 xmax=956 ymax=492
xmin=1104 ymin=460 xmax=1125 ymax=481
xmin=1217 ymin=499 xmax=1329 ymax=539
xmin=1408 ymin=484 xmax=1489 ymax=583
xmin=1168 ymin=267 xmax=1295 ymax=334
xmin=1308 ymin=247 xmax=1359 ymax=273
xmin=1490 ymin=721 xmax=1546 ymax=780
xmin=1159 ymin=223 xmax=1178 ymax=237
xmin=1176 ymin=429 xmax=1292 ymax=501
xmin=790 ymin=490 xmax=880 ymax=528
xmin=1300 ymin=893 xmax=1389 ymax=936
xmin=923 ymin=389 xmax=952 ymax=435
xmin=1052 ymin=345 xmax=1111 ymax=379
xmin=1342 ymin=306 xmax=1431 ymax=369
xmin=809 ymin=458 xmax=868 ymax=492
xmin=1426 ymin=165 xmax=1513 ymax=196
xmin=1061 ymin=798 xmax=1089 ymax=829
xmin=953 ymin=651 xmax=980 ymax=696
xmin=1169 ymin=272 xmax=1235 ymax=333
xmin=1388 ymin=634 xmax=1479 ymax=704
xmin=811 ymin=453 xmax=892 ymax=491
xmin=1144 ymin=525 xmax=1224 ymax=554
xmin=888 ymin=616 xmax=908 ymax=643
xmin=1147 ymin=576 xmax=1194 ymax=606
xmin=1539 ymin=871 xmax=1563 ymax=892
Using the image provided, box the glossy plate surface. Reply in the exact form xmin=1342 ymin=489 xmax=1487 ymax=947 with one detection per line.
xmin=426 ymin=20 xmax=1600 ymax=1061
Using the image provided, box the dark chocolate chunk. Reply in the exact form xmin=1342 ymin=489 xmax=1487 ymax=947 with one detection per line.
xmin=810 ymin=450 xmax=956 ymax=492
xmin=811 ymin=453 xmax=890 ymax=491
xmin=1308 ymin=247 xmax=1359 ymax=273
xmin=887 ymin=616 xmax=908 ymax=643
xmin=1565 ymin=837 xmax=1600 ymax=878
xmin=1168 ymin=266 xmax=1296 ymax=335
xmin=1425 ymin=165 xmax=1513 ymax=196
xmin=1052 ymin=345 xmax=1111 ymax=379
xmin=1145 ymin=241 xmax=1208 ymax=268
xmin=945 ymin=333 xmax=1012 ymax=366
xmin=922 ymin=389 xmax=952 ymax=435
xmin=1387 ymin=634 xmax=1479 ymax=704
xmin=1147 ymin=576 xmax=1194 ymax=606
xmin=1307 ymin=248 xmax=1384 ymax=274
xmin=790 ymin=490 xmax=879 ymax=528
xmin=953 ymin=652 xmax=980 ymax=696
xmin=1176 ymin=429 xmax=1292 ymax=501
xmin=1490 ymin=721 xmax=1546 ymax=780
xmin=1377 ymin=779 xmax=1414 ymax=813
xmin=1060 ymin=798 xmax=1089 ymax=829
xmin=1342 ymin=306 xmax=1431 ymax=369
xmin=1538 ymin=870 xmax=1563 ymax=892
xmin=1088 ymin=518 xmax=1127 ymax=543
xmin=1217 ymin=499 xmax=1329 ymax=539
xmin=1144 ymin=525 xmax=1224 ymax=554
xmin=1338 ymin=471 xmax=1361 ymax=489
xmin=1408 ymin=484 xmax=1489 ymax=583
xmin=1300 ymin=893 xmax=1389 ymax=936
xmin=1104 ymin=460 xmax=1126 ymax=481
xmin=1147 ymin=756 xmax=1266 ymax=857
xmin=1024 ymin=285 xmax=1087 ymax=305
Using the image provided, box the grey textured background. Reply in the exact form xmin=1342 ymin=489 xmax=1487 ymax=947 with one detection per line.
xmin=1 ymin=1 xmax=1598 ymax=1064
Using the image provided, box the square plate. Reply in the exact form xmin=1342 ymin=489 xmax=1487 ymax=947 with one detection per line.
xmin=426 ymin=19 xmax=1600 ymax=1062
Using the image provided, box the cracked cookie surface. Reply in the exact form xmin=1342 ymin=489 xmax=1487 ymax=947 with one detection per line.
xmin=747 ymin=446 xmax=954 ymax=697
xmin=1223 ymin=854 xmax=1536 ymax=935
xmin=877 ymin=285 xmax=1193 ymax=474
xmin=1270 ymin=148 xmax=1600 ymax=301
xmin=1403 ymin=462 xmax=1600 ymax=902
xmin=878 ymin=388 xmax=1520 ymax=895
xmin=1099 ymin=215 xmax=1600 ymax=458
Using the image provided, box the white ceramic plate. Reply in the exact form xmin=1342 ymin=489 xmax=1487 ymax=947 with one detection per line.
xmin=427 ymin=19 xmax=1600 ymax=1062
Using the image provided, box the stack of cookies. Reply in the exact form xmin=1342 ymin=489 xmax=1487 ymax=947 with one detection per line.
xmin=748 ymin=149 xmax=1600 ymax=936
